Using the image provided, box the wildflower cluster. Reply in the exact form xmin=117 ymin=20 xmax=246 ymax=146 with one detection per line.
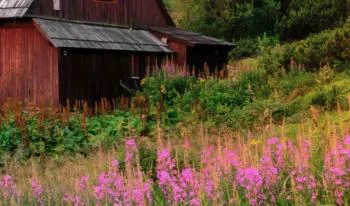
xmin=1 ymin=136 xmax=350 ymax=205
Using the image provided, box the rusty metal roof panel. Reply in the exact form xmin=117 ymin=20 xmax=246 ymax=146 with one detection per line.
xmin=0 ymin=0 xmax=33 ymax=18
xmin=34 ymin=18 xmax=172 ymax=53
xmin=150 ymin=26 xmax=234 ymax=47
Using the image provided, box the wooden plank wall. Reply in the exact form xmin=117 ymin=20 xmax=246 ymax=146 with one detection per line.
xmin=0 ymin=22 xmax=59 ymax=106
xmin=151 ymin=31 xmax=188 ymax=68
xmin=59 ymin=49 xmax=164 ymax=106
xmin=28 ymin=0 xmax=174 ymax=28
xmin=59 ymin=50 xmax=131 ymax=106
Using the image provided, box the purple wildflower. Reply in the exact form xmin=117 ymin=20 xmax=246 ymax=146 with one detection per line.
xmin=236 ymin=168 xmax=265 ymax=205
xmin=0 ymin=175 xmax=19 ymax=200
xmin=30 ymin=178 xmax=44 ymax=204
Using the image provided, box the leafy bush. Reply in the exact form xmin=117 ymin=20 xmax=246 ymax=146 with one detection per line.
xmin=0 ymin=110 xmax=144 ymax=163
xmin=258 ymin=23 xmax=350 ymax=74
xmin=199 ymin=79 xmax=250 ymax=115
xmin=277 ymin=70 xmax=316 ymax=96
xmin=311 ymin=86 xmax=341 ymax=110
xmin=230 ymin=38 xmax=259 ymax=60
xmin=236 ymin=68 xmax=271 ymax=99
xmin=230 ymin=35 xmax=279 ymax=60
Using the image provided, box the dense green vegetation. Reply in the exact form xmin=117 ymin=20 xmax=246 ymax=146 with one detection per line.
xmin=164 ymin=0 xmax=350 ymax=59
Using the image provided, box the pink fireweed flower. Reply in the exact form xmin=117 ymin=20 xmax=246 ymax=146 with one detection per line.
xmin=126 ymin=139 xmax=137 ymax=150
xmin=267 ymin=137 xmax=279 ymax=145
xmin=180 ymin=168 xmax=200 ymax=205
xmin=78 ymin=175 xmax=89 ymax=191
xmin=324 ymin=139 xmax=350 ymax=205
xmin=223 ymin=148 xmax=239 ymax=168
xmin=125 ymin=139 xmax=137 ymax=163
xmin=0 ymin=175 xmax=19 ymax=199
xmin=258 ymin=137 xmax=288 ymax=203
xmin=344 ymin=135 xmax=350 ymax=145
xmin=63 ymin=194 xmax=85 ymax=206
xmin=110 ymin=160 xmax=119 ymax=169
xmin=157 ymin=148 xmax=176 ymax=173
xmin=288 ymin=139 xmax=317 ymax=202
xmin=200 ymin=168 xmax=215 ymax=199
xmin=157 ymin=147 xmax=200 ymax=205
xmin=260 ymin=156 xmax=278 ymax=186
xmin=30 ymin=178 xmax=44 ymax=201
xmin=291 ymin=167 xmax=317 ymax=202
xmin=236 ymin=168 xmax=265 ymax=206
xmin=265 ymin=137 xmax=287 ymax=167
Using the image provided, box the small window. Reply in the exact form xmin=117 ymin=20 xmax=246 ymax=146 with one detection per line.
xmin=53 ymin=0 xmax=60 ymax=10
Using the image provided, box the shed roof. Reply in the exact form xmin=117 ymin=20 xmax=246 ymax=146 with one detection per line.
xmin=150 ymin=27 xmax=234 ymax=47
xmin=0 ymin=0 xmax=33 ymax=18
xmin=34 ymin=18 xmax=172 ymax=53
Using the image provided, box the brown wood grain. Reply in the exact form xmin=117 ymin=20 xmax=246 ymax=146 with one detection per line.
xmin=0 ymin=21 xmax=59 ymax=106
xmin=27 ymin=0 xmax=175 ymax=28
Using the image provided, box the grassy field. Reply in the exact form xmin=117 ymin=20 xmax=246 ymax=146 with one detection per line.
xmin=0 ymin=106 xmax=349 ymax=205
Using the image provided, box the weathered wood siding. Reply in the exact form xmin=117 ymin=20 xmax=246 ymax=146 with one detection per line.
xmin=151 ymin=31 xmax=187 ymax=68
xmin=0 ymin=21 xmax=59 ymax=106
xmin=27 ymin=0 xmax=175 ymax=28
xmin=168 ymin=40 xmax=188 ymax=67
xmin=59 ymin=49 xmax=164 ymax=106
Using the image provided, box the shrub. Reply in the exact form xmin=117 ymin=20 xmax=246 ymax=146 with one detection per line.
xmin=284 ymin=23 xmax=350 ymax=72
xmin=0 ymin=109 xmax=144 ymax=162
xmin=258 ymin=22 xmax=350 ymax=74
xmin=311 ymin=86 xmax=340 ymax=110
xmin=230 ymin=37 xmax=259 ymax=60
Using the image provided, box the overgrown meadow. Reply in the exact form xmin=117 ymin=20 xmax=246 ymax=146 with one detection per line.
xmin=2 ymin=18 xmax=350 ymax=206
xmin=0 ymin=112 xmax=350 ymax=205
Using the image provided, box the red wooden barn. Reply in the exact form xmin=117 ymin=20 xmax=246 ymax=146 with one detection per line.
xmin=0 ymin=0 xmax=234 ymax=106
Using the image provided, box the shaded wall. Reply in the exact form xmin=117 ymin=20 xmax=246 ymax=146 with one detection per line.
xmin=188 ymin=46 xmax=230 ymax=75
xmin=0 ymin=22 xmax=59 ymax=106
xmin=59 ymin=49 xmax=164 ymax=106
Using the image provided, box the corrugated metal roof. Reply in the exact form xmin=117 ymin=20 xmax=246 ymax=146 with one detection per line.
xmin=34 ymin=18 xmax=172 ymax=53
xmin=0 ymin=0 xmax=33 ymax=18
xmin=150 ymin=27 xmax=234 ymax=47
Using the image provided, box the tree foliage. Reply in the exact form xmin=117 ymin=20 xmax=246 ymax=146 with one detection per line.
xmin=167 ymin=0 xmax=350 ymax=42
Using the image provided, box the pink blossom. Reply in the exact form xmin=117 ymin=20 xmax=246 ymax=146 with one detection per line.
xmin=236 ymin=168 xmax=264 ymax=205
xmin=267 ymin=137 xmax=279 ymax=145
xmin=30 ymin=178 xmax=44 ymax=202
xmin=344 ymin=136 xmax=350 ymax=145
xmin=78 ymin=176 xmax=89 ymax=191
xmin=0 ymin=175 xmax=19 ymax=199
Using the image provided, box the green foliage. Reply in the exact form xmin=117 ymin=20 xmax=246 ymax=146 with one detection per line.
xmin=277 ymin=0 xmax=350 ymax=40
xmin=137 ymin=71 xmax=272 ymax=129
xmin=0 ymin=110 xmax=144 ymax=163
xmin=230 ymin=38 xmax=259 ymax=60
xmin=310 ymin=86 xmax=340 ymax=111
xmin=168 ymin=0 xmax=350 ymax=57
xmin=230 ymin=34 xmax=279 ymax=60
xmin=257 ymin=23 xmax=350 ymax=74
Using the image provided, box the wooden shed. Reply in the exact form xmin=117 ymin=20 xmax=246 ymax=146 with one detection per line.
xmin=0 ymin=0 xmax=233 ymax=106
xmin=150 ymin=27 xmax=234 ymax=75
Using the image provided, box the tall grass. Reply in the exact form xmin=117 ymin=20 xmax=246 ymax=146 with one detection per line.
xmin=0 ymin=106 xmax=349 ymax=205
